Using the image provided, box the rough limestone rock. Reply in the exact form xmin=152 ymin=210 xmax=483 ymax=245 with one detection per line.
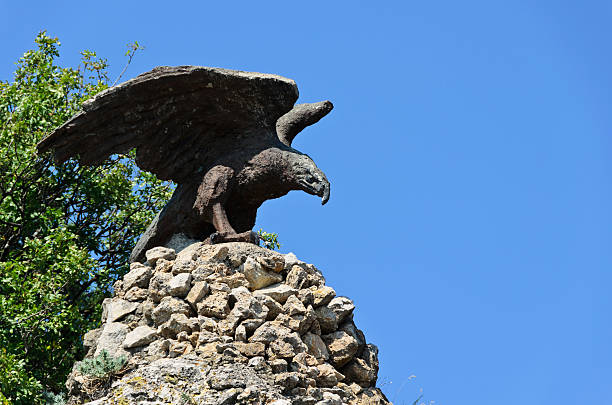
xmin=65 ymin=242 xmax=390 ymax=404
xmin=123 ymin=325 xmax=157 ymax=349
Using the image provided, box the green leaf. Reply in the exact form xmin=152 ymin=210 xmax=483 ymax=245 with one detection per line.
xmin=0 ymin=32 xmax=172 ymax=403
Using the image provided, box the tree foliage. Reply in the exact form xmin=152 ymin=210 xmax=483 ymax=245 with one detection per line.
xmin=257 ymin=228 xmax=281 ymax=250
xmin=0 ymin=32 xmax=173 ymax=403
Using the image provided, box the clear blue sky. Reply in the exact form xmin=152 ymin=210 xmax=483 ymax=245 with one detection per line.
xmin=2 ymin=1 xmax=611 ymax=404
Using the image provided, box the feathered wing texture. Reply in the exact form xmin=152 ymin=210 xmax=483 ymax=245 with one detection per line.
xmin=37 ymin=66 xmax=299 ymax=182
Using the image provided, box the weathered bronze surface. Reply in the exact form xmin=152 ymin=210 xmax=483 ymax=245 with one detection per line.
xmin=37 ymin=66 xmax=333 ymax=262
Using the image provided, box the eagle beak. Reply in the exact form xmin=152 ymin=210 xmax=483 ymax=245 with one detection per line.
xmin=321 ymin=181 xmax=330 ymax=205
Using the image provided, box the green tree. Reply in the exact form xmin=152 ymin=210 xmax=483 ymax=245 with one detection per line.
xmin=0 ymin=32 xmax=172 ymax=404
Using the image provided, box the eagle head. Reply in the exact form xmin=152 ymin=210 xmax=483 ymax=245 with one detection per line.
xmin=286 ymin=151 xmax=330 ymax=205
xmin=275 ymin=99 xmax=333 ymax=205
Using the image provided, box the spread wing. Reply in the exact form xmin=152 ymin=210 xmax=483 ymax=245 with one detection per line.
xmin=37 ymin=66 xmax=299 ymax=182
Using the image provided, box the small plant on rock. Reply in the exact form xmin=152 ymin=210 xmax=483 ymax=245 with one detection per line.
xmin=42 ymin=391 xmax=66 ymax=405
xmin=180 ymin=392 xmax=196 ymax=404
xmin=76 ymin=350 xmax=127 ymax=380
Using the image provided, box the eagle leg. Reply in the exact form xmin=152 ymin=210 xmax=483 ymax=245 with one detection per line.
xmin=209 ymin=202 xmax=259 ymax=245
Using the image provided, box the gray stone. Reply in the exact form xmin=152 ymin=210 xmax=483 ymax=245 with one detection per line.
xmin=255 ymin=294 xmax=284 ymax=320
xmin=319 ymin=391 xmax=343 ymax=405
xmin=186 ymin=281 xmax=209 ymax=309
xmin=240 ymin=318 xmax=265 ymax=334
xmin=206 ymin=365 xmax=249 ymax=389
xmin=268 ymin=330 xmax=307 ymax=359
xmin=218 ymin=316 xmax=241 ymax=337
xmin=269 ymin=358 xmax=288 ymax=373
xmin=113 ymin=279 xmax=125 ymax=297
xmin=274 ymin=372 xmax=300 ymax=390
xmin=286 ymin=265 xmax=309 ymax=289
xmin=229 ymin=286 xmax=251 ymax=303
xmin=151 ymin=296 xmax=191 ymax=325
xmin=158 ymin=313 xmax=193 ymax=338
xmin=103 ymin=298 xmax=138 ymax=323
xmin=254 ymin=283 xmax=298 ymax=304
xmin=233 ymin=342 xmax=265 ymax=357
xmin=314 ymin=306 xmax=338 ymax=334
xmin=141 ymin=299 xmax=155 ymax=323
xmin=177 ymin=331 xmax=190 ymax=342
xmin=217 ymin=388 xmax=242 ymax=405
xmin=250 ymin=321 xmax=292 ymax=344
xmin=198 ymin=316 xmax=218 ymax=332
xmin=312 ymin=286 xmax=336 ymax=307
xmin=339 ymin=321 xmax=366 ymax=352
xmin=305 ymin=264 xmax=326 ymax=287
xmin=148 ymin=271 xmax=172 ymax=302
xmin=123 ymin=325 xmax=157 ymax=348
xmin=235 ymin=324 xmax=247 ymax=342
xmin=328 ymin=297 xmax=355 ymax=324
xmin=247 ymin=355 xmax=266 ymax=367
xmin=290 ymin=353 xmax=319 ymax=380
xmin=199 ymin=245 xmax=230 ymax=262
xmin=82 ymin=327 xmax=102 ymax=357
xmin=342 ymin=344 xmax=379 ymax=387
xmin=147 ymin=338 xmax=170 ymax=358
xmin=94 ymin=322 xmax=129 ymax=358
xmin=297 ymin=288 xmax=315 ymax=306
xmin=154 ymin=258 xmax=174 ymax=273
xmin=303 ymin=332 xmax=330 ymax=360
xmin=168 ymin=340 xmax=192 ymax=358
xmin=322 ymin=331 xmax=359 ymax=368
xmin=198 ymin=331 xmax=221 ymax=345
xmin=316 ymin=363 xmax=344 ymax=388
xmin=256 ymin=255 xmax=285 ymax=273
xmin=220 ymin=242 xmax=287 ymax=268
xmin=197 ymin=292 xmax=230 ymax=318
xmin=123 ymin=264 xmax=153 ymax=290
xmin=217 ymin=272 xmax=250 ymax=289
xmin=191 ymin=264 xmax=215 ymax=282
xmin=283 ymin=252 xmax=305 ymax=270
xmin=232 ymin=294 xmax=269 ymax=321
xmin=124 ymin=287 xmax=148 ymax=302
xmin=243 ymin=257 xmax=283 ymax=290
xmin=343 ymin=358 xmax=376 ymax=387
xmin=145 ymin=246 xmax=176 ymax=265
xmin=310 ymin=319 xmax=322 ymax=336
xmin=283 ymin=294 xmax=307 ymax=316
xmin=353 ymin=388 xmax=390 ymax=405
xmin=209 ymin=282 xmax=231 ymax=293
xmin=277 ymin=310 xmax=315 ymax=335
xmin=167 ymin=273 xmax=192 ymax=297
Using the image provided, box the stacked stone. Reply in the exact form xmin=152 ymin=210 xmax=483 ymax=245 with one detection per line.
xmin=66 ymin=242 xmax=390 ymax=405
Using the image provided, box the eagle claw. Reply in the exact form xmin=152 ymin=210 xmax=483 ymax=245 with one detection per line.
xmin=209 ymin=231 xmax=260 ymax=245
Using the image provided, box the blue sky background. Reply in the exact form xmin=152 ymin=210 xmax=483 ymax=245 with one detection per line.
xmin=2 ymin=1 xmax=611 ymax=404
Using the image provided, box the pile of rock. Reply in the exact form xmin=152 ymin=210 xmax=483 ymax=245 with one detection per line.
xmin=66 ymin=242 xmax=390 ymax=404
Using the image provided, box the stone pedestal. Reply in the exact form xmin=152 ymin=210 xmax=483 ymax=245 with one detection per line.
xmin=66 ymin=242 xmax=390 ymax=405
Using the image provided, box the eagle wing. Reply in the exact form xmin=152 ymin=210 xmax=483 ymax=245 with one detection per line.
xmin=37 ymin=66 xmax=299 ymax=182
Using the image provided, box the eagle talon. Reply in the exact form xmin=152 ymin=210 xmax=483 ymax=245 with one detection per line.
xmin=209 ymin=232 xmax=223 ymax=244
xmin=209 ymin=230 xmax=259 ymax=245
xmin=247 ymin=231 xmax=260 ymax=245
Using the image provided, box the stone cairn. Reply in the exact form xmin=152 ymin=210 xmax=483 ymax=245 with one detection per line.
xmin=66 ymin=242 xmax=390 ymax=404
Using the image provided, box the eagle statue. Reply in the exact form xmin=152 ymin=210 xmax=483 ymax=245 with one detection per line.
xmin=37 ymin=66 xmax=333 ymax=262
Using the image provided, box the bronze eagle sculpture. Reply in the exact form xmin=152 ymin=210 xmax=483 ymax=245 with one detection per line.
xmin=37 ymin=66 xmax=333 ymax=262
